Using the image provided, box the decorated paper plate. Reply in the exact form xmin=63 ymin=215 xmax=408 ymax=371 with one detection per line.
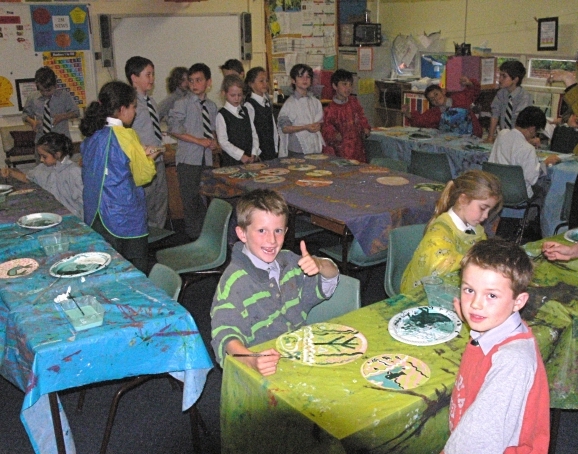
xmin=331 ymin=159 xmax=360 ymax=167
xmin=0 ymin=184 xmax=13 ymax=195
xmin=304 ymin=154 xmax=329 ymax=160
xmin=463 ymin=144 xmax=491 ymax=151
xmin=388 ymin=306 xmax=462 ymax=346
xmin=377 ymin=176 xmax=409 ymax=186
xmin=9 ymin=188 xmax=35 ymax=196
xmin=253 ymin=175 xmax=285 ymax=184
xmin=0 ymin=258 xmax=39 ymax=279
xmin=296 ymin=179 xmax=333 ymax=187
xmin=288 ymin=164 xmax=317 ymax=171
xmin=409 ymin=132 xmax=433 ymax=140
xmin=212 ymin=167 xmax=239 ymax=175
xmin=280 ymin=158 xmax=306 ymax=164
xmin=305 ymin=169 xmax=332 ymax=177
xmin=276 ymin=323 xmax=367 ymax=366
xmin=358 ymin=166 xmax=390 ymax=174
xmin=384 ymin=131 xmax=406 ymax=137
xmin=244 ymin=163 xmax=268 ymax=171
xmin=361 ymin=353 xmax=431 ymax=390
xmin=414 ymin=182 xmax=446 ymax=192
xmin=49 ymin=252 xmax=111 ymax=278
xmin=228 ymin=171 xmax=258 ymax=179
xmin=564 ymin=227 xmax=578 ymax=243
xmin=17 ymin=213 xmax=62 ymax=229
xmin=260 ymin=168 xmax=290 ymax=176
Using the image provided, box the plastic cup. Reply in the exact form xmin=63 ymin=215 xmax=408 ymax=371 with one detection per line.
xmin=421 ymin=276 xmax=447 ymax=308
xmin=38 ymin=232 xmax=70 ymax=256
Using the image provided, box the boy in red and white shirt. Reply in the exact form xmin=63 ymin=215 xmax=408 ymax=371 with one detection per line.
xmin=444 ymin=239 xmax=550 ymax=454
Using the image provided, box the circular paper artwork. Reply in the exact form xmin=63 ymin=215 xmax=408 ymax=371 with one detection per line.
xmin=388 ymin=306 xmax=462 ymax=346
xmin=295 ymin=179 xmax=333 ymax=187
xmin=0 ymin=184 xmax=13 ymax=195
xmin=253 ymin=176 xmax=285 ymax=184
xmin=17 ymin=213 xmax=62 ymax=229
xmin=377 ymin=176 xmax=409 ymax=186
xmin=229 ymin=171 xmax=258 ymax=179
xmin=358 ymin=166 xmax=390 ymax=174
xmin=0 ymin=258 xmax=39 ymax=279
xmin=409 ymin=132 xmax=433 ymax=140
xmin=10 ymin=189 xmax=35 ymax=196
xmin=304 ymin=154 xmax=329 ymax=160
xmin=305 ymin=170 xmax=332 ymax=177
xmin=49 ymin=252 xmax=111 ymax=278
xmin=244 ymin=163 xmax=269 ymax=171
xmin=288 ymin=164 xmax=317 ymax=171
xmin=280 ymin=158 xmax=306 ymax=164
xmin=361 ymin=354 xmax=431 ymax=390
xmin=384 ymin=131 xmax=406 ymax=137
xmin=260 ymin=168 xmax=290 ymax=176
xmin=564 ymin=228 xmax=578 ymax=243
xmin=414 ymin=183 xmax=446 ymax=192
xmin=276 ymin=323 xmax=367 ymax=366
xmin=213 ymin=167 xmax=239 ymax=175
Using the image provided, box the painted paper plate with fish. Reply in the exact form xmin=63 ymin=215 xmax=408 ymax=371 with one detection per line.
xmin=361 ymin=353 xmax=431 ymax=390
xmin=0 ymin=258 xmax=39 ymax=279
xmin=49 ymin=252 xmax=111 ymax=278
xmin=388 ymin=306 xmax=462 ymax=346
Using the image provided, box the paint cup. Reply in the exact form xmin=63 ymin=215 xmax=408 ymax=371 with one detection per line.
xmin=421 ymin=276 xmax=457 ymax=311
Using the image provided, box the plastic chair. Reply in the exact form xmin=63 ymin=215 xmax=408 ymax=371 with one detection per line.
xmin=482 ymin=162 xmax=541 ymax=244
xmin=306 ymin=275 xmax=361 ymax=324
xmin=554 ymin=182 xmax=575 ymax=234
xmin=148 ymin=263 xmax=182 ymax=300
xmin=156 ymin=198 xmax=233 ymax=299
xmin=148 ymin=225 xmax=176 ymax=244
xmin=370 ymin=156 xmax=408 ymax=173
xmin=409 ymin=149 xmax=453 ymax=183
xmin=319 ymin=237 xmax=388 ymax=273
xmin=384 ymin=223 xmax=426 ymax=298
xmin=364 ymin=139 xmax=384 ymax=162
xmin=294 ymin=214 xmax=324 ymax=239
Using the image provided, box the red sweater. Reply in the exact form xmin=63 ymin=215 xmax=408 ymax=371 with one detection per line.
xmin=408 ymin=79 xmax=483 ymax=137
xmin=445 ymin=327 xmax=550 ymax=453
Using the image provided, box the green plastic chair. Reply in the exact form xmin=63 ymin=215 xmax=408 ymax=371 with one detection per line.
xmin=306 ymin=275 xmax=361 ymax=324
xmin=409 ymin=149 xmax=452 ymax=183
xmin=319 ymin=238 xmax=388 ymax=272
xmin=148 ymin=263 xmax=182 ymax=301
xmin=156 ymin=198 xmax=233 ymax=296
xmin=294 ymin=214 xmax=324 ymax=239
xmin=370 ymin=156 xmax=408 ymax=173
xmin=384 ymin=223 xmax=426 ymax=298
xmin=148 ymin=226 xmax=176 ymax=244
xmin=554 ymin=182 xmax=575 ymax=234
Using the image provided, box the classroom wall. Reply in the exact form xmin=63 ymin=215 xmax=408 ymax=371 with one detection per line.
xmin=378 ymin=0 xmax=578 ymax=57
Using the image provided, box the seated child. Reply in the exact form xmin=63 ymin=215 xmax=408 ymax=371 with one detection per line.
xmin=486 ymin=60 xmax=532 ymax=143
xmin=444 ymin=238 xmax=550 ymax=453
xmin=549 ymin=69 xmax=578 ymax=154
xmin=1 ymin=132 xmax=83 ymax=219
xmin=23 ymin=67 xmax=80 ymax=144
xmin=489 ymin=106 xmax=560 ymax=199
xmin=322 ymin=69 xmax=371 ymax=162
xmin=401 ymin=76 xmax=482 ymax=137
xmin=277 ymin=64 xmax=324 ymax=157
xmin=210 ymin=189 xmax=339 ymax=376
xmin=549 ymin=109 xmax=578 ymax=154
xmin=401 ymin=170 xmax=502 ymax=294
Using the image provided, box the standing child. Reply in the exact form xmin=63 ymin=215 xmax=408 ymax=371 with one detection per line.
xmin=486 ymin=60 xmax=532 ymax=143
xmin=125 ymin=56 xmax=169 ymax=230
xmin=219 ymin=59 xmax=245 ymax=79
xmin=211 ymin=189 xmax=339 ymax=376
xmin=216 ymin=74 xmax=260 ymax=167
xmin=322 ymin=69 xmax=371 ymax=162
xmin=1 ymin=132 xmax=83 ymax=219
xmin=244 ymin=67 xmax=279 ymax=161
xmin=401 ymin=170 xmax=502 ymax=293
xmin=158 ymin=66 xmax=189 ymax=122
xmin=277 ymin=64 xmax=324 ymax=157
xmin=23 ymin=67 xmax=79 ymax=144
xmin=444 ymin=239 xmax=549 ymax=453
xmin=80 ymin=81 xmax=161 ymax=273
xmin=167 ymin=63 xmax=218 ymax=240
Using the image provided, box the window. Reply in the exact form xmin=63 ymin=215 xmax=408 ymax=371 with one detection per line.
xmin=528 ymin=58 xmax=575 ymax=79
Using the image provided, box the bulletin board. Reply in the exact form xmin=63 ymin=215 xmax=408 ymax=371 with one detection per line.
xmin=266 ymin=0 xmax=337 ymax=90
xmin=0 ymin=3 xmax=96 ymax=116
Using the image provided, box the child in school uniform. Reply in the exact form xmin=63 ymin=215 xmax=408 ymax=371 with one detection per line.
xmin=167 ymin=63 xmax=218 ymax=240
xmin=1 ymin=132 xmax=83 ymax=219
xmin=443 ymin=239 xmax=549 ymax=453
xmin=244 ymin=67 xmax=279 ymax=161
xmin=216 ymin=75 xmax=260 ymax=167
xmin=486 ymin=60 xmax=532 ymax=143
xmin=322 ymin=69 xmax=371 ymax=162
xmin=80 ymin=81 xmax=161 ymax=273
xmin=125 ymin=56 xmax=169 ymax=230
xmin=158 ymin=66 xmax=189 ymax=122
xmin=277 ymin=64 xmax=324 ymax=157
xmin=23 ymin=67 xmax=79 ymax=144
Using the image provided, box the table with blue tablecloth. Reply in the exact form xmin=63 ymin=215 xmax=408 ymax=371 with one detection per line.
xmin=542 ymin=160 xmax=578 ymax=237
xmin=0 ymin=181 xmax=213 ymax=454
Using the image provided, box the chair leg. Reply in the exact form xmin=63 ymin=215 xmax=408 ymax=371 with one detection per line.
xmin=549 ymin=408 xmax=561 ymax=454
xmin=76 ymin=389 xmax=87 ymax=412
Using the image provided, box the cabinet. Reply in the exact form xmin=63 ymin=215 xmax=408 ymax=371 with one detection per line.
xmin=374 ymin=80 xmax=423 ymax=127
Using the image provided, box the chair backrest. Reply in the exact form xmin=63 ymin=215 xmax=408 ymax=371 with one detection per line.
xmin=364 ymin=139 xmax=383 ymax=162
xmin=481 ymin=161 xmax=528 ymax=206
xmin=306 ymin=275 xmax=361 ymax=324
xmin=148 ymin=263 xmax=183 ymax=301
xmin=370 ymin=156 xmax=408 ymax=173
xmin=409 ymin=149 xmax=452 ymax=183
xmin=197 ymin=198 xmax=233 ymax=264
xmin=347 ymin=238 xmax=389 ymax=267
xmin=550 ymin=125 xmax=578 ymax=154
xmin=561 ymin=182 xmax=575 ymax=222
xmin=384 ymin=223 xmax=426 ymax=298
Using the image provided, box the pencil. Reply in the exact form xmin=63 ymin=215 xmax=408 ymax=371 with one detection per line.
xmin=232 ymin=353 xmax=275 ymax=357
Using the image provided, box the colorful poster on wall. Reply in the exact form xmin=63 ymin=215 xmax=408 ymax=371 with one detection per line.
xmin=42 ymin=51 xmax=86 ymax=107
xmin=31 ymin=4 xmax=89 ymax=52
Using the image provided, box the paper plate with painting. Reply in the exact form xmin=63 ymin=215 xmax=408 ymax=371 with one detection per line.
xmin=361 ymin=353 xmax=431 ymax=390
xmin=388 ymin=306 xmax=462 ymax=346
xmin=17 ymin=213 xmax=62 ymax=229
xmin=49 ymin=252 xmax=111 ymax=278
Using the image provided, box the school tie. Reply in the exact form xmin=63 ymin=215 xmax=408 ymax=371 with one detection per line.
xmin=238 ymin=107 xmax=245 ymax=119
xmin=200 ymin=100 xmax=212 ymax=139
xmin=465 ymin=228 xmax=475 ymax=235
xmin=264 ymin=98 xmax=271 ymax=109
xmin=42 ymin=98 xmax=52 ymax=134
xmin=145 ymin=96 xmax=162 ymax=142
xmin=504 ymin=94 xmax=513 ymax=129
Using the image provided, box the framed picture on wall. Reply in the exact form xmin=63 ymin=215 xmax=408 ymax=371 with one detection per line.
xmin=537 ymin=17 xmax=558 ymax=51
xmin=15 ymin=78 xmax=36 ymax=112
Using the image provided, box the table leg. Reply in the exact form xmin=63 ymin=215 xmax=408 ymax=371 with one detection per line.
xmin=286 ymin=207 xmax=297 ymax=251
xmin=49 ymin=392 xmax=67 ymax=454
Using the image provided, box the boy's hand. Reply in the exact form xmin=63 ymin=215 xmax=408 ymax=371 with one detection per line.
xmin=253 ymin=348 xmax=281 ymax=376
xmin=542 ymin=241 xmax=578 ymax=261
xmin=1 ymin=167 xmax=10 ymax=178
xmin=52 ymin=113 xmax=66 ymax=126
xmin=401 ymin=104 xmax=411 ymax=118
xmin=364 ymin=128 xmax=371 ymax=138
xmin=453 ymin=296 xmax=464 ymax=321
xmin=459 ymin=76 xmax=472 ymax=86
xmin=198 ymin=137 xmax=214 ymax=148
xmin=306 ymin=122 xmax=322 ymax=133
xmin=298 ymin=241 xmax=322 ymax=276
xmin=544 ymin=155 xmax=561 ymax=166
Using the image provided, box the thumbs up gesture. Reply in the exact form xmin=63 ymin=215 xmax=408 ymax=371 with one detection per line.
xmin=297 ymin=241 xmax=321 ymax=276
